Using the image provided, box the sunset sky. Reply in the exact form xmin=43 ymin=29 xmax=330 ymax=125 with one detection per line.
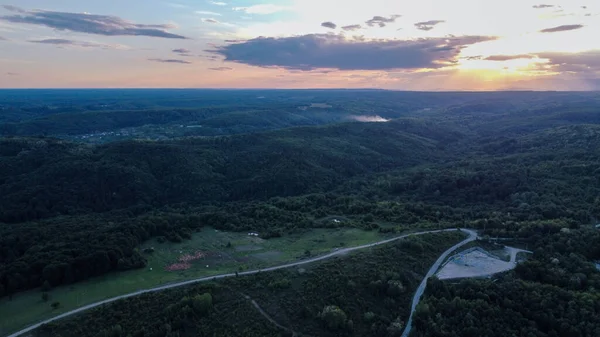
xmin=0 ymin=0 xmax=599 ymax=90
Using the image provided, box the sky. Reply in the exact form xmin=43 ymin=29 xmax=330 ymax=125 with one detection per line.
xmin=0 ymin=0 xmax=599 ymax=90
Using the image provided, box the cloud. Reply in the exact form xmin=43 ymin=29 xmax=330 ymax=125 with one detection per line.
xmin=321 ymin=22 xmax=337 ymax=29
xmin=365 ymin=15 xmax=401 ymax=27
xmin=533 ymin=4 xmax=554 ymax=9
xmin=2 ymin=5 xmax=25 ymax=13
xmin=536 ymin=50 xmax=600 ymax=73
xmin=540 ymin=24 xmax=584 ymax=33
xmin=0 ymin=5 xmax=187 ymax=39
xmin=196 ymin=10 xmax=221 ymax=16
xmin=208 ymin=67 xmax=233 ymax=71
xmin=414 ymin=20 xmax=445 ymax=31
xmin=202 ymin=18 xmax=220 ymax=23
xmin=167 ymin=3 xmax=189 ymax=9
xmin=209 ymin=1 xmax=227 ymax=5
xmin=172 ymin=48 xmax=193 ymax=56
xmin=350 ymin=115 xmax=389 ymax=122
xmin=29 ymin=38 xmax=128 ymax=49
xmin=484 ymin=54 xmax=535 ymax=61
xmin=0 ymin=35 xmax=6 ymax=41
xmin=211 ymin=34 xmax=495 ymax=71
xmin=5 ymin=72 xmax=19 ymax=76
xmin=233 ymin=4 xmax=288 ymax=15
xmin=148 ymin=58 xmax=192 ymax=64
xmin=341 ymin=24 xmax=362 ymax=31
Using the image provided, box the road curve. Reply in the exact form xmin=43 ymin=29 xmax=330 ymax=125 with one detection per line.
xmin=401 ymin=229 xmax=477 ymax=337
xmin=6 ymin=228 xmax=469 ymax=337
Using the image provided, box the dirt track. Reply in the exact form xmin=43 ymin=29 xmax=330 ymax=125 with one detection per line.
xmin=6 ymin=228 xmax=472 ymax=337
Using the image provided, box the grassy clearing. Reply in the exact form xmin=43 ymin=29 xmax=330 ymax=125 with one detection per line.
xmin=0 ymin=226 xmax=396 ymax=336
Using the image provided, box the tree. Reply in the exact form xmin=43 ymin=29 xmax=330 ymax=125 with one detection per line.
xmin=387 ymin=320 xmax=404 ymax=336
xmin=192 ymin=293 xmax=212 ymax=316
xmin=42 ymin=292 xmax=49 ymax=302
xmin=51 ymin=301 xmax=60 ymax=309
xmin=320 ymin=305 xmax=348 ymax=331
xmin=41 ymin=280 xmax=52 ymax=292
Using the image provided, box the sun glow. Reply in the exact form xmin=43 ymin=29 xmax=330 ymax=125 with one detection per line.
xmin=458 ymin=57 xmax=539 ymax=73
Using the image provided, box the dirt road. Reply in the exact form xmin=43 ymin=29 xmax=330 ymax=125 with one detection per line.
xmin=6 ymin=228 xmax=468 ymax=337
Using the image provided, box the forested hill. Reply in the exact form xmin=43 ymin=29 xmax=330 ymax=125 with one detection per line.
xmin=2 ymin=105 xmax=600 ymax=299
xmin=0 ymin=119 xmax=460 ymax=224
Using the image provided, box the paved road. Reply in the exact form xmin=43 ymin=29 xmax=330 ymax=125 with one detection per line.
xmin=506 ymin=246 xmax=532 ymax=263
xmin=400 ymin=229 xmax=478 ymax=337
xmin=7 ymin=228 xmax=464 ymax=337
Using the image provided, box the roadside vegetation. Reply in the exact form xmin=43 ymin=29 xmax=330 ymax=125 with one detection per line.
xmin=0 ymin=226 xmax=398 ymax=335
xmin=33 ymin=231 xmax=465 ymax=337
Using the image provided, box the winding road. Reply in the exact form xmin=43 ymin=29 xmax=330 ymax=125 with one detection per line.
xmin=7 ymin=228 xmax=476 ymax=337
xmin=401 ymin=229 xmax=477 ymax=337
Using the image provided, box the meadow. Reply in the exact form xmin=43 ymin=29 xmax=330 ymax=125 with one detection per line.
xmin=0 ymin=226 xmax=396 ymax=335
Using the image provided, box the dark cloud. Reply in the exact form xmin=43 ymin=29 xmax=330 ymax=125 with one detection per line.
xmin=0 ymin=35 xmax=6 ymax=41
xmin=224 ymin=39 xmax=245 ymax=43
xmin=208 ymin=67 xmax=233 ymax=71
xmin=533 ymin=4 xmax=555 ymax=9
xmin=342 ymin=24 xmax=362 ymax=31
xmin=202 ymin=18 xmax=219 ymax=23
xmin=148 ymin=58 xmax=192 ymax=64
xmin=211 ymin=34 xmax=495 ymax=71
xmin=540 ymin=24 xmax=584 ymax=33
xmin=321 ymin=21 xmax=337 ymax=29
xmin=536 ymin=50 xmax=600 ymax=73
xmin=484 ymin=54 xmax=535 ymax=61
xmin=365 ymin=15 xmax=401 ymax=27
xmin=6 ymin=72 xmax=19 ymax=76
xmin=0 ymin=5 xmax=187 ymax=39
xmin=29 ymin=38 xmax=125 ymax=49
xmin=172 ymin=48 xmax=192 ymax=56
xmin=414 ymin=20 xmax=445 ymax=31
xmin=2 ymin=5 xmax=25 ymax=13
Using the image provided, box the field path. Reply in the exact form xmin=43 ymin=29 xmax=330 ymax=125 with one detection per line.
xmin=7 ymin=228 xmax=471 ymax=337
xmin=241 ymin=293 xmax=301 ymax=336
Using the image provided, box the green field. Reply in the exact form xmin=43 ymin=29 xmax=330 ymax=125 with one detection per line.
xmin=0 ymin=226 xmax=398 ymax=336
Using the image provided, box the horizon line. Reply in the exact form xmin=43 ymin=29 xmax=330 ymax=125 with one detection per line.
xmin=0 ymin=88 xmax=595 ymax=93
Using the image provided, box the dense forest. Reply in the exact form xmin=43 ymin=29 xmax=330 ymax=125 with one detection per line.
xmin=2 ymin=91 xmax=600 ymax=297
xmin=1 ymin=90 xmax=600 ymax=337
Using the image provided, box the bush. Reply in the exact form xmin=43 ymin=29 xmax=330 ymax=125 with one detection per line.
xmin=192 ymin=293 xmax=213 ymax=316
xmin=41 ymin=280 xmax=52 ymax=292
xmin=320 ymin=305 xmax=348 ymax=331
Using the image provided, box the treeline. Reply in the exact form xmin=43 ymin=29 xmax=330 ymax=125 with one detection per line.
xmin=0 ymin=212 xmax=202 ymax=297
xmin=34 ymin=232 xmax=464 ymax=337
